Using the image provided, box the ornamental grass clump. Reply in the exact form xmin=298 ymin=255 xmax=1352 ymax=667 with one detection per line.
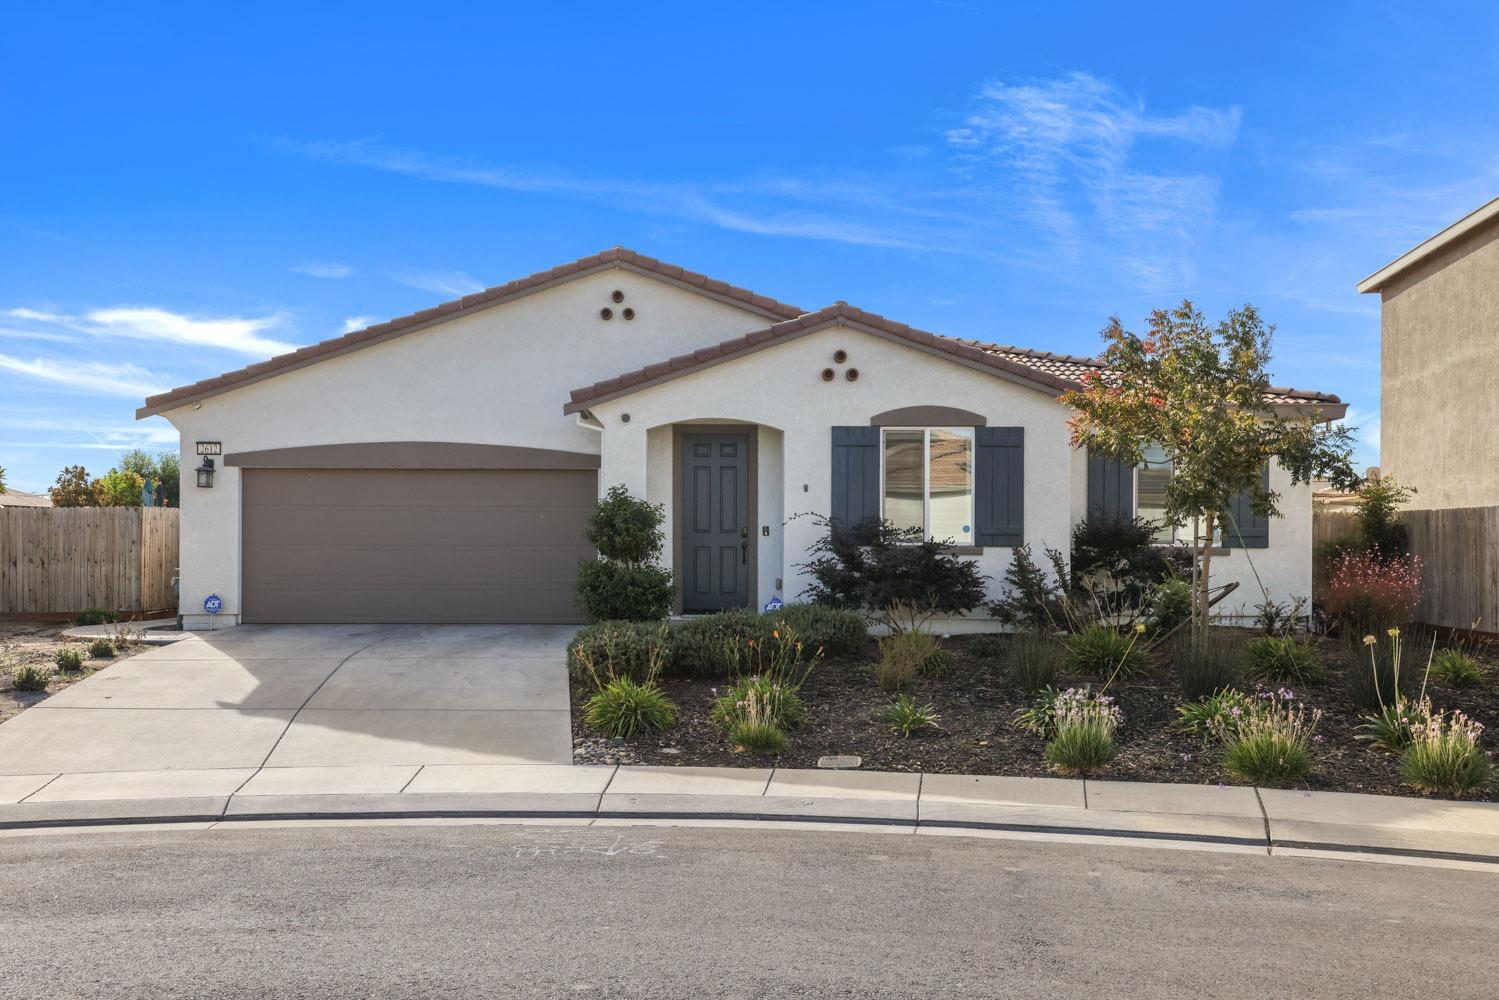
xmin=1008 ymin=632 xmax=1065 ymax=692
xmin=874 ymin=630 xmax=947 ymax=692
xmin=1171 ymin=633 xmax=1244 ymax=700
xmin=574 ymin=621 xmax=676 ymax=738
xmin=1430 ymin=648 xmax=1484 ymax=688
xmin=54 ymin=648 xmax=83 ymax=673
xmin=1399 ymin=706 xmax=1491 ymax=796
xmin=711 ymin=625 xmax=819 ymax=733
xmin=1243 ymin=635 xmax=1324 ymax=685
xmin=1043 ymin=687 xmax=1122 ymax=774
xmin=583 ymin=677 xmax=676 ymax=738
xmin=1064 ymin=623 xmax=1147 ymax=679
xmin=879 ymin=695 xmax=941 ymax=737
xmin=728 ymin=685 xmax=788 ymax=755
xmin=1214 ymin=689 xmax=1321 ymax=785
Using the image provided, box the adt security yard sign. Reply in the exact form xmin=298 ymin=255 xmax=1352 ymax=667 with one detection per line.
xmin=203 ymin=594 xmax=223 ymax=615
xmin=763 ymin=596 xmax=785 ymax=612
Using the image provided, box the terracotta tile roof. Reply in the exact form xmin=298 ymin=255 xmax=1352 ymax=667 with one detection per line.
xmin=565 ymin=303 xmax=1346 ymax=414
xmin=136 ymin=248 xmax=806 ymax=418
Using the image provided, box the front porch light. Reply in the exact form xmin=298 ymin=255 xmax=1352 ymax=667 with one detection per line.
xmin=195 ymin=457 xmax=215 ymax=488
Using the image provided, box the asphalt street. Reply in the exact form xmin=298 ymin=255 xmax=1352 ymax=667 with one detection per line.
xmin=1 ymin=822 xmax=1495 ymax=998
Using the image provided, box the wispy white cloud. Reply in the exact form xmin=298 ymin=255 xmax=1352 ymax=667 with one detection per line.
xmin=945 ymin=72 xmax=1240 ymax=289
xmin=342 ymin=315 xmax=376 ymax=333
xmin=5 ymin=306 xmax=300 ymax=357
xmin=0 ymin=355 xmax=172 ymax=397
xmin=269 ymin=137 xmax=952 ymax=253
xmin=390 ymin=270 xmax=485 ymax=297
xmin=291 ymin=259 xmax=355 ymax=279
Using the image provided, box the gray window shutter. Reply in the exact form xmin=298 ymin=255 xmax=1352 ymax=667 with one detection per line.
xmin=830 ymin=426 xmax=881 ymax=530
xmin=1087 ymin=452 xmax=1135 ymax=524
xmin=975 ymin=427 xmax=1024 ymax=546
xmin=1222 ymin=464 xmax=1271 ymax=548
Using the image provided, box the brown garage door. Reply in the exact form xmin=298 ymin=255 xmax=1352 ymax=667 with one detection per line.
xmin=241 ymin=468 xmax=597 ymax=623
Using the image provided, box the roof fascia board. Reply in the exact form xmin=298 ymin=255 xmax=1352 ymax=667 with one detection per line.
xmin=1356 ymin=196 xmax=1499 ymax=294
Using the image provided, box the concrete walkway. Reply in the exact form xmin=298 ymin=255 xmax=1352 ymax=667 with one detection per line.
xmin=2 ymin=763 xmax=1498 ymax=869
xmin=0 ymin=625 xmax=576 ymax=774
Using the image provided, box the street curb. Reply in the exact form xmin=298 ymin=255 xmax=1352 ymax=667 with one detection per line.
xmin=4 ymin=794 xmax=1499 ymax=867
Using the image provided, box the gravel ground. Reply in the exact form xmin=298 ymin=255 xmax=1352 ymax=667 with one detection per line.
xmin=0 ymin=621 xmax=147 ymax=724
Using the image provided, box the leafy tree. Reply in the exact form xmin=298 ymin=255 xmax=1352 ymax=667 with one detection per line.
xmin=96 ymin=468 xmax=146 ymax=506
xmin=1062 ymin=302 xmax=1357 ymax=639
xmin=155 ymin=451 xmax=181 ymax=507
xmin=575 ymin=485 xmax=674 ymax=621
xmin=49 ymin=465 xmax=100 ymax=507
xmin=798 ymin=515 xmax=989 ymax=633
xmin=0 ymin=466 xmax=6 ymax=494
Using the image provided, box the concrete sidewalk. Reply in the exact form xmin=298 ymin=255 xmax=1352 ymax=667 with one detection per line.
xmin=2 ymin=763 xmax=1497 ymax=868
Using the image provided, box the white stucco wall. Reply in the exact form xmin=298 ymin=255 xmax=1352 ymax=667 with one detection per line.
xmin=159 ymin=268 xmax=780 ymax=626
xmin=593 ymin=323 xmax=1316 ymax=628
xmin=586 ymin=323 xmax=1079 ymax=622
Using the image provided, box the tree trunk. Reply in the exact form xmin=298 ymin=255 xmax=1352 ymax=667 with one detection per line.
xmin=1197 ymin=511 xmax=1216 ymax=643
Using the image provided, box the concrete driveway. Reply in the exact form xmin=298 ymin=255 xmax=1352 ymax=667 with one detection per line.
xmin=0 ymin=625 xmax=576 ymax=776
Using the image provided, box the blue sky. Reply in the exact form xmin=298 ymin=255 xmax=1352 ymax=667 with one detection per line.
xmin=3 ymin=2 xmax=1497 ymax=493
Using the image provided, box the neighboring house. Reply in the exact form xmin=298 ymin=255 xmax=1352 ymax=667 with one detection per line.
xmin=1358 ymin=196 xmax=1499 ymax=510
xmin=0 ymin=489 xmax=53 ymax=508
xmin=138 ymin=249 xmax=1346 ymax=629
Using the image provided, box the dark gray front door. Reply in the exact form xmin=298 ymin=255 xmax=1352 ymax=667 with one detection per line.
xmin=682 ymin=433 xmax=750 ymax=612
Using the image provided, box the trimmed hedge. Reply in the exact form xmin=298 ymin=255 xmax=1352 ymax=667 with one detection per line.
xmin=567 ymin=621 xmax=672 ymax=684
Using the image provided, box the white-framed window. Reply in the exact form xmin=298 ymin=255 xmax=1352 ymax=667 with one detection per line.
xmin=1135 ymin=443 xmax=1175 ymax=543
xmin=880 ymin=427 xmax=975 ymax=544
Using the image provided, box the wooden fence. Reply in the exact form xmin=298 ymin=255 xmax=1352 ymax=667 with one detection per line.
xmin=1404 ymin=507 xmax=1499 ymax=632
xmin=1312 ymin=504 xmax=1499 ymax=632
xmin=0 ymin=507 xmax=179 ymax=615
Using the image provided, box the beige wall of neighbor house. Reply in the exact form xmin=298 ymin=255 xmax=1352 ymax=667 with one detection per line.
xmin=157 ymin=268 xmax=778 ymax=627
xmin=1366 ymin=213 xmax=1499 ymax=511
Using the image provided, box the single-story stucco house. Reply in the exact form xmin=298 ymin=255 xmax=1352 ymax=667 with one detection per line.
xmin=137 ymin=249 xmax=1346 ymax=630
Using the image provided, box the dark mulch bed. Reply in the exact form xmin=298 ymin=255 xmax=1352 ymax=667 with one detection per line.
xmin=570 ymin=628 xmax=1499 ymax=801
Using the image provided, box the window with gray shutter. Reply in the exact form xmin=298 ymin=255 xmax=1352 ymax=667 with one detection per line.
xmin=1087 ymin=453 xmax=1135 ymax=524
xmin=974 ymin=427 xmax=1023 ymax=546
xmin=830 ymin=426 xmax=881 ymax=530
xmin=1222 ymin=464 xmax=1271 ymax=548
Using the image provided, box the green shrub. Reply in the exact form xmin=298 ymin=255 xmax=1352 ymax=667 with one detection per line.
xmin=74 ymin=608 xmax=120 ymax=626
xmin=1431 ymin=648 xmax=1484 ymax=688
xmin=669 ymin=609 xmax=763 ymax=678
xmin=1217 ymin=692 xmax=1320 ymax=785
xmin=575 ymin=485 xmax=674 ymax=622
xmin=771 ymin=604 xmax=867 ymax=658
xmin=710 ymin=675 xmax=808 ymax=730
xmin=1064 ymin=624 xmax=1147 ymax=679
xmin=1243 ymin=635 xmax=1324 ymax=685
xmin=584 ymin=677 xmax=676 ymax=738
xmin=1171 ymin=634 xmax=1244 ymax=700
xmin=567 ymin=621 xmax=672 ymax=686
xmin=1008 ymin=632 xmax=1064 ymax=692
xmin=1356 ymin=698 xmax=1424 ymax=752
xmin=1045 ymin=721 xmax=1117 ymax=773
xmin=575 ymin=559 xmax=674 ymax=622
xmin=1175 ymin=688 xmax=1255 ymax=740
xmin=874 ymin=630 xmax=946 ymax=692
xmin=1147 ymin=577 xmax=1195 ymax=636
xmin=87 ymin=638 xmax=114 ymax=659
xmin=54 ymin=648 xmax=83 ymax=673
xmin=880 ymin=695 xmax=941 ymax=737
xmin=963 ymin=634 xmax=1007 ymax=660
xmin=10 ymin=664 xmax=49 ymax=692
xmin=1399 ymin=707 xmax=1490 ymax=796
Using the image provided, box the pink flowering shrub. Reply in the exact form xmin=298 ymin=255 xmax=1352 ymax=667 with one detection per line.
xmin=1319 ymin=550 xmax=1423 ymax=633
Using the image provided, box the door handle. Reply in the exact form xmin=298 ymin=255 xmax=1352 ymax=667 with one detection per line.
xmin=740 ymin=526 xmax=749 ymax=565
